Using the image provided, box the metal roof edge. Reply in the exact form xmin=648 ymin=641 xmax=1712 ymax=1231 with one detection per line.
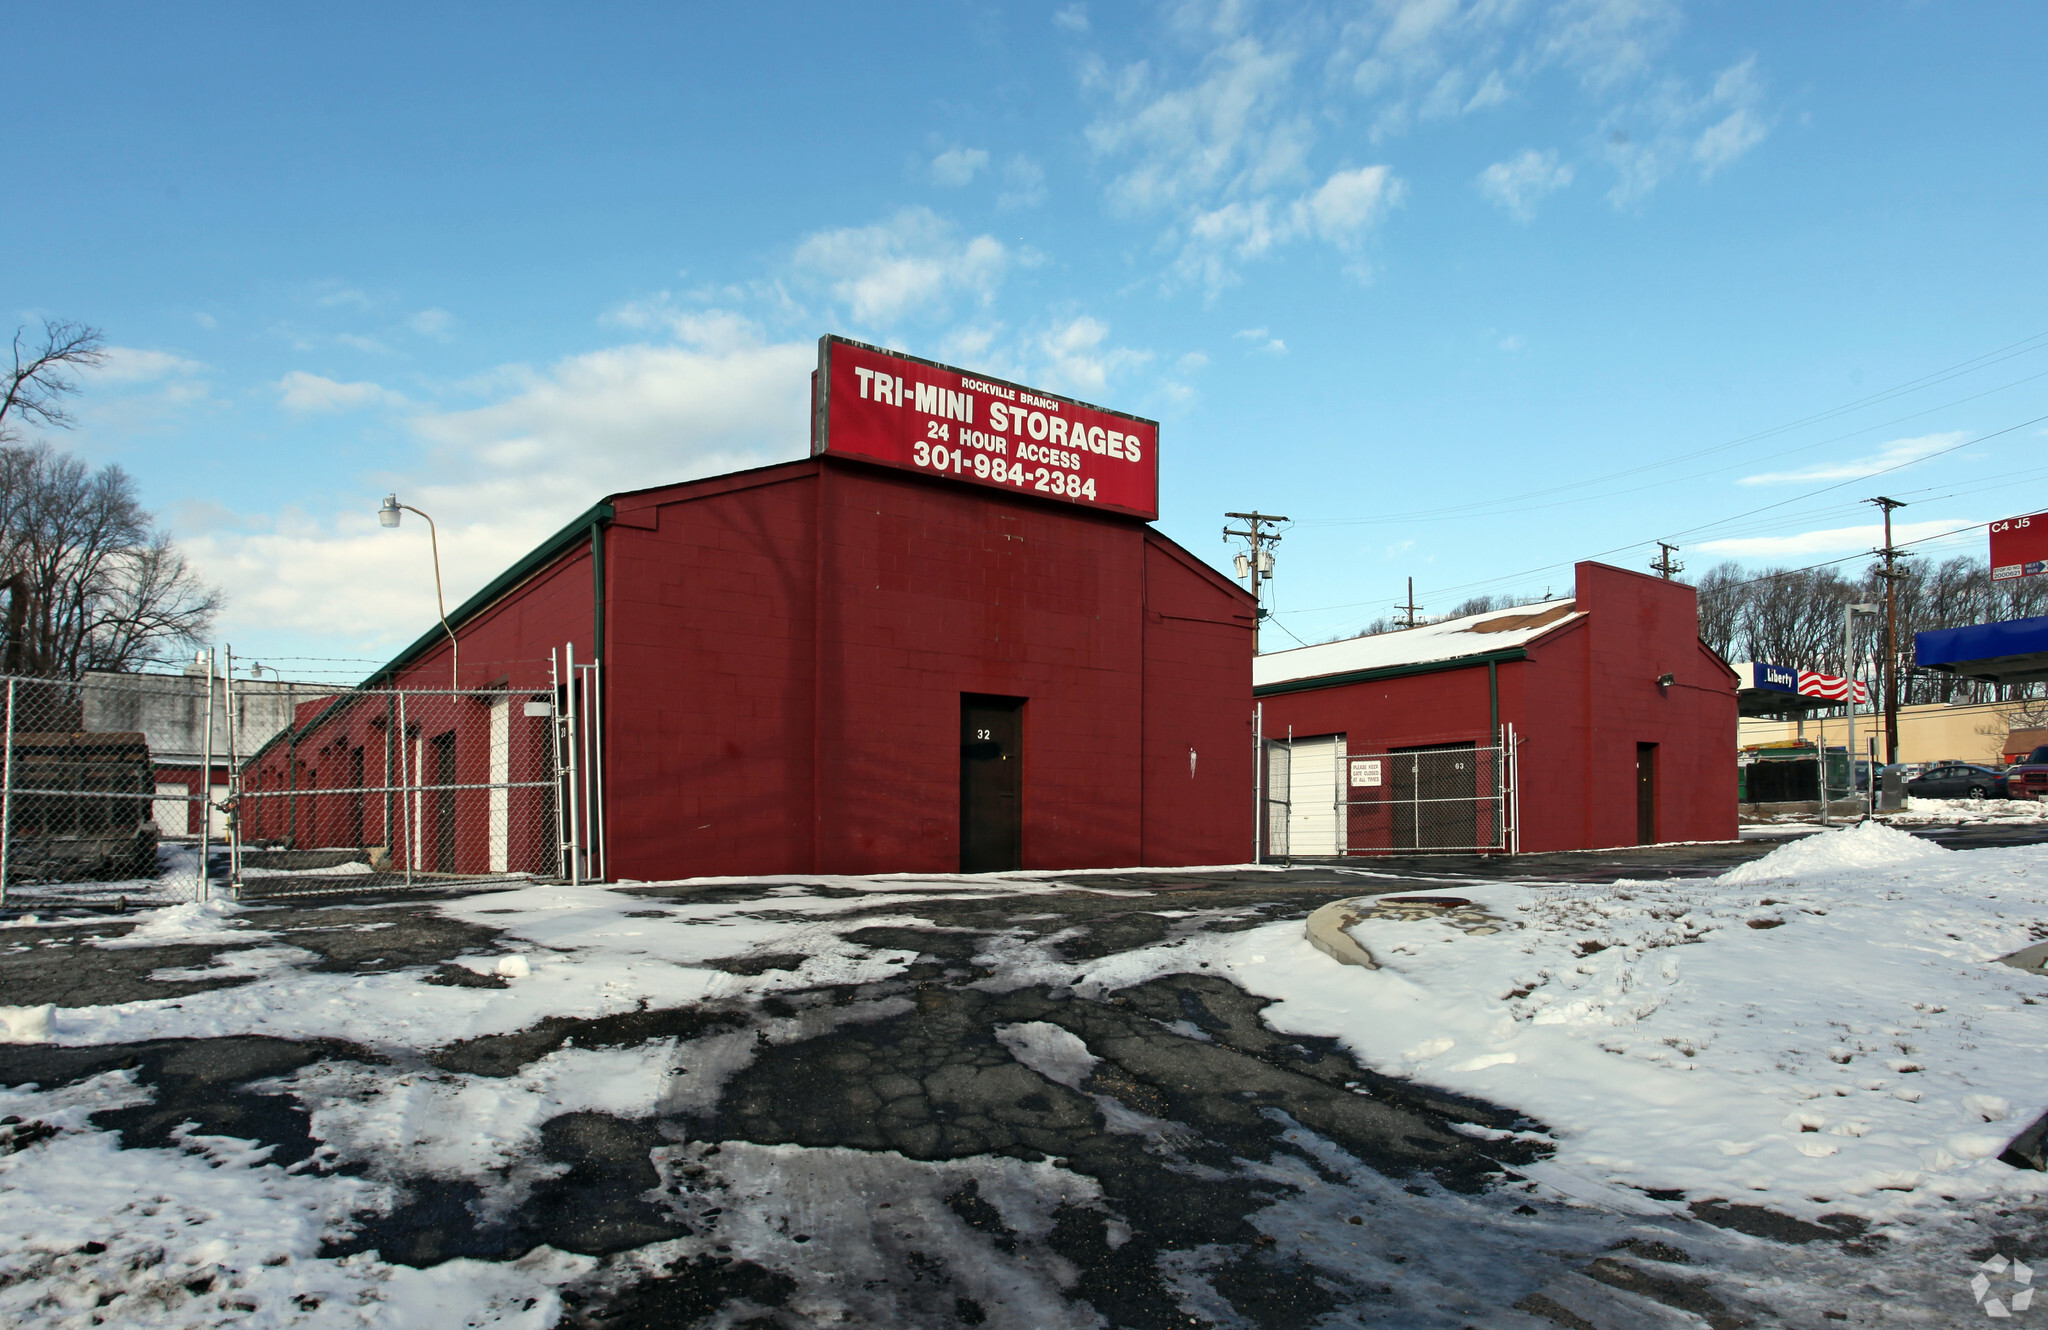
xmin=360 ymin=499 xmax=615 ymax=689
xmin=1253 ymin=647 xmax=1530 ymax=697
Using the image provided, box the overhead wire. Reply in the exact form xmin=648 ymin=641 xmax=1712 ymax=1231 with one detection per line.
xmin=1294 ymin=329 xmax=2048 ymax=524
xmin=1282 ymin=409 xmax=2048 ymax=638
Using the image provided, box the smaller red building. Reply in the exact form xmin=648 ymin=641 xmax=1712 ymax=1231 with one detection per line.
xmin=1254 ymin=561 xmax=1736 ymax=854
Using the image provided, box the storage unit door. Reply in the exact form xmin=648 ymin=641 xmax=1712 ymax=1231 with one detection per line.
xmin=1283 ymin=735 xmax=1346 ymax=856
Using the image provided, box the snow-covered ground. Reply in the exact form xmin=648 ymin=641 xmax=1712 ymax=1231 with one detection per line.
xmin=2 ymin=840 xmax=208 ymax=907
xmin=1 ymin=833 xmax=2046 ymax=1325
xmin=1212 ymin=820 xmax=2048 ymax=1229
xmin=1890 ymin=795 xmax=2048 ymax=826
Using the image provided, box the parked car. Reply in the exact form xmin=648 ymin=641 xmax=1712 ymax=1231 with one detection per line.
xmin=2005 ymin=745 xmax=2048 ymax=801
xmin=1905 ymin=762 xmax=2010 ymax=800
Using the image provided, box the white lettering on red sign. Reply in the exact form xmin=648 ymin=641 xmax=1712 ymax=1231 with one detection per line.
xmin=816 ymin=335 xmax=1159 ymax=519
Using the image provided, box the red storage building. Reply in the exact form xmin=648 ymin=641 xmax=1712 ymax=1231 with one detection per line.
xmin=241 ymin=339 xmax=1257 ymax=880
xmin=1253 ymin=561 xmax=1736 ymax=854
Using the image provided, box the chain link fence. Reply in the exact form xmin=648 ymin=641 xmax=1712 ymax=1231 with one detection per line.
xmin=0 ymin=653 xmax=605 ymax=909
xmin=1340 ymin=743 xmax=1512 ymax=854
xmin=1258 ymin=726 xmax=1521 ymax=860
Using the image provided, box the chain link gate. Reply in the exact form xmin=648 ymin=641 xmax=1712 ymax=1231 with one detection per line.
xmin=0 ymin=643 xmax=607 ymax=909
xmin=1339 ymin=726 xmax=1519 ymax=855
xmin=1258 ymin=724 xmax=1520 ymax=860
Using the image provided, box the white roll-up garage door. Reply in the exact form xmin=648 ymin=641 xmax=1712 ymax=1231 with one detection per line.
xmin=1284 ymin=734 xmax=1346 ymax=856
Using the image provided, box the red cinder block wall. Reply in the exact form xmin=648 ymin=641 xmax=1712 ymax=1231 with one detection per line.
xmin=1256 ymin=560 xmax=1735 ymax=852
xmin=235 ymin=457 xmax=1255 ymax=877
xmin=1558 ymin=561 xmax=1737 ymax=848
xmin=601 ymin=458 xmax=1255 ymax=878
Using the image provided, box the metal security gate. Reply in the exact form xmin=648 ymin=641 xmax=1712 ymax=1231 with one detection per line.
xmin=1259 ymin=724 xmax=1520 ymax=860
xmin=0 ymin=642 xmax=609 ymax=909
xmin=1338 ymin=727 xmax=1519 ymax=855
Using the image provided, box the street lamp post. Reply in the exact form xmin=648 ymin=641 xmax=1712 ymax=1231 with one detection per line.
xmin=379 ymin=494 xmax=459 ymax=691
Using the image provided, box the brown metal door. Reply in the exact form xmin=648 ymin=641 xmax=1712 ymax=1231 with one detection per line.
xmin=347 ymin=747 xmax=365 ymax=847
xmin=960 ymin=695 xmax=1024 ymax=872
xmin=433 ymin=731 xmax=457 ymax=872
xmin=1636 ymin=743 xmax=1657 ymax=845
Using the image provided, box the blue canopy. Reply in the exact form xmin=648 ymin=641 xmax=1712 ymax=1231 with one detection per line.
xmin=1915 ymin=615 xmax=2048 ymax=685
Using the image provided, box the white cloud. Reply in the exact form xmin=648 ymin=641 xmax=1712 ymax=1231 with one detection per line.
xmin=1737 ymin=432 xmax=1966 ymax=486
xmin=408 ymin=308 xmax=455 ymax=338
xmin=1169 ymin=164 xmax=1403 ymax=294
xmin=1177 ymin=351 xmax=1210 ymax=373
xmin=1499 ymin=334 xmax=1525 ymax=352
xmin=276 ymin=372 xmax=406 ymax=414
xmin=603 ymin=299 xmax=766 ymax=355
xmin=1477 ymin=148 xmax=1574 ymax=221
xmin=1234 ymin=327 xmax=1287 ymax=354
xmin=929 ymin=147 xmax=989 ymax=187
xmin=1698 ymin=518 xmax=1982 ymax=559
xmin=792 ymin=207 xmax=1018 ymax=325
xmin=1085 ymin=37 xmax=1308 ymax=217
xmin=1292 ymin=165 xmax=1401 ymax=241
xmin=1033 ymin=317 xmax=1152 ymax=398
xmin=1464 ymin=69 xmax=1509 ymax=112
xmin=1536 ymin=0 xmax=1682 ymax=92
xmin=312 ymin=284 xmax=373 ymax=310
xmin=1604 ymin=55 xmax=1770 ymax=206
xmin=192 ymin=312 xmax=218 ymax=330
xmin=1053 ymin=4 xmax=1088 ymax=33
xmin=199 ymin=339 xmax=813 ymax=646
xmin=998 ymin=156 xmax=1048 ymax=210
xmin=87 ymin=347 xmax=208 ymax=383
xmin=335 ymin=333 xmax=391 ymax=354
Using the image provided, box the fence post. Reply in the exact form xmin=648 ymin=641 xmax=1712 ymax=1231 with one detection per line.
xmin=398 ymin=690 xmax=412 ymax=888
xmin=1252 ymin=702 xmax=1263 ymax=865
xmin=225 ymin=645 xmax=241 ymax=895
xmin=199 ymin=649 xmax=215 ymax=901
xmin=564 ymin=641 xmax=581 ymax=887
xmin=0 ymin=678 xmax=14 ymax=908
xmin=589 ymin=660 xmax=606 ymax=883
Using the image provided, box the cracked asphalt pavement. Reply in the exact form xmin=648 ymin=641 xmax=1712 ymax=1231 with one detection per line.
xmin=2 ymin=829 xmax=2043 ymax=1328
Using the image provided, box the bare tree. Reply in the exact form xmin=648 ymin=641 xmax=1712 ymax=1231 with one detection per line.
xmin=0 ymin=319 xmax=221 ymax=675
xmin=1 ymin=320 xmax=107 ymax=443
xmin=0 ymin=445 xmax=221 ymax=676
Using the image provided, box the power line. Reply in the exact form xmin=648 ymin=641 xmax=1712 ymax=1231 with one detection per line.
xmin=1293 ymin=334 xmax=2048 ymax=529
xmin=1286 ymin=410 xmax=2048 ymax=638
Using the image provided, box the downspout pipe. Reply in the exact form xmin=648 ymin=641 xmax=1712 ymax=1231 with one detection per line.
xmin=590 ymin=521 xmax=605 ymax=662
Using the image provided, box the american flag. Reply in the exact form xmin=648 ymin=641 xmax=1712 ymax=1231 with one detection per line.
xmin=1797 ymin=671 xmax=1869 ymax=706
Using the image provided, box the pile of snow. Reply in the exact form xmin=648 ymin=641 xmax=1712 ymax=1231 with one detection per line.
xmin=1891 ymin=796 xmax=2048 ymax=827
xmin=1117 ymin=829 xmax=2048 ymax=1227
xmin=91 ymin=898 xmax=270 ymax=951
xmin=1722 ymin=818 xmax=1948 ymax=884
xmin=0 ymin=1004 xmax=52 ymax=1044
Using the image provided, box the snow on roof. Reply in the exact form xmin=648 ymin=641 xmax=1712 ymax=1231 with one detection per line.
xmin=1254 ymin=598 xmax=1582 ymax=688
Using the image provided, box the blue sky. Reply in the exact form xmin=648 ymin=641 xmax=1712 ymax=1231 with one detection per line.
xmin=9 ymin=1 xmax=2047 ymax=676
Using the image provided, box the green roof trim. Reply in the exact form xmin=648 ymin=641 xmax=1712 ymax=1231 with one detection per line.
xmin=1253 ymin=647 xmax=1529 ymax=698
xmin=361 ymin=499 xmax=614 ymax=688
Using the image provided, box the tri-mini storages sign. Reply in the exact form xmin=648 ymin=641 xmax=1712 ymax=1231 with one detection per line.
xmin=813 ymin=334 xmax=1160 ymax=521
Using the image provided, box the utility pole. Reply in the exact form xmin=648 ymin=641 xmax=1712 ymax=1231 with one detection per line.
xmin=1869 ymin=496 xmax=1908 ymax=765
xmin=1398 ymin=577 xmax=1423 ymax=629
xmin=1651 ymin=542 xmax=1684 ymax=580
xmin=1223 ymin=511 xmax=1290 ymax=652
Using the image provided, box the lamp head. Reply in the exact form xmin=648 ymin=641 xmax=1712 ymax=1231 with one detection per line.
xmin=1849 ymin=602 xmax=1879 ymax=615
xmin=378 ymin=494 xmax=402 ymax=528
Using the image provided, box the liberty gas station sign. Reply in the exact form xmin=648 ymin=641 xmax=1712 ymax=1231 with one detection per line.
xmin=813 ymin=335 xmax=1160 ymax=521
xmin=1991 ymin=510 xmax=2048 ymax=582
